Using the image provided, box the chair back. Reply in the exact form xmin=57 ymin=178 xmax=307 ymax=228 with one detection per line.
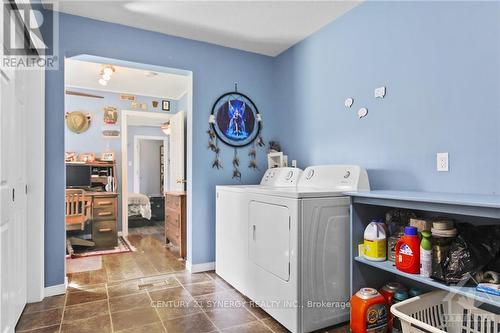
xmin=65 ymin=189 xmax=92 ymax=230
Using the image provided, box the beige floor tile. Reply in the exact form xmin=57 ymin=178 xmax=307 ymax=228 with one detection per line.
xmin=184 ymin=280 xmax=228 ymax=297
xmin=194 ymin=290 xmax=246 ymax=311
xmin=15 ymin=324 xmax=61 ymax=333
xmin=111 ymin=306 xmax=161 ymax=331
xmin=23 ymin=295 xmax=65 ymax=314
xmin=175 ymin=272 xmax=212 ymax=285
xmin=149 ymin=286 xmax=192 ymax=302
xmin=109 ymin=291 xmax=151 ymax=313
xmin=162 ymin=312 xmax=217 ymax=333
xmin=16 ymin=308 xmax=63 ymax=332
xmin=60 ymin=313 xmax=111 ymax=333
xmin=115 ymin=322 xmax=166 ymax=333
xmin=222 ymin=321 xmax=273 ymax=333
xmin=63 ymin=299 xmax=109 ymax=322
xmin=65 ymin=287 xmax=107 ymax=306
xmin=154 ymin=297 xmax=202 ymax=320
xmin=205 ymin=307 xmax=256 ymax=330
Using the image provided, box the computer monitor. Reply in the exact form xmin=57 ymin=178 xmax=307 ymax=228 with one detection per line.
xmin=66 ymin=165 xmax=91 ymax=188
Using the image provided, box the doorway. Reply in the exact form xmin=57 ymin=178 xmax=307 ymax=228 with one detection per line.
xmin=63 ymin=55 xmax=191 ymax=285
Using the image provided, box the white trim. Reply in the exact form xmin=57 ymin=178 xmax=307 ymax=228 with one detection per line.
xmin=176 ymin=90 xmax=188 ymax=100
xmin=44 ymin=277 xmax=68 ymax=298
xmin=26 ymin=64 xmax=45 ymax=302
xmin=121 ymin=110 xmax=171 ymax=237
xmin=186 ymin=261 xmax=215 ymax=273
xmin=65 ymin=84 xmax=181 ymax=101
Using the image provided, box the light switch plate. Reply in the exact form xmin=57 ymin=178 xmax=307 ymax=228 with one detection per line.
xmin=437 ymin=152 xmax=449 ymax=172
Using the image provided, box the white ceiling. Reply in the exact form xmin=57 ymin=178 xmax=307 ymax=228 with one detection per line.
xmin=65 ymin=58 xmax=190 ymax=99
xmin=48 ymin=1 xmax=362 ymax=56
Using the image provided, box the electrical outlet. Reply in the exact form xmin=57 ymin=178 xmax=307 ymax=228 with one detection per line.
xmin=437 ymin=152 xmax=449 ymax=172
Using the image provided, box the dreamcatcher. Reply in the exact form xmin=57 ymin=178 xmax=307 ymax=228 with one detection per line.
xmin=208 ymin=84 xmax=264 ymax=180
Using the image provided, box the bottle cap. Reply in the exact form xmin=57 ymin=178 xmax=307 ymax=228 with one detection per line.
xmin=421 ymin=230 xmax=431 ymax=238
xmin=394 ymin=290 xmax=409 ymax=301
xmin=383 ymin=282 xmax=405 ymax=292
xmin=356 ymin=288 xmax=380 ymax=300
xmin=409 ymin=287 xmax=423 ymax=297
xmin=404 ymin=226 xmax=418 ymax=236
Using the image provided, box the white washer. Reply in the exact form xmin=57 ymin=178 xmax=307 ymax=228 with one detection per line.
xmin=245 ymin=165 xmax=370 ymax=333
xmin=216 ymin=167 xmax=303 ymax=294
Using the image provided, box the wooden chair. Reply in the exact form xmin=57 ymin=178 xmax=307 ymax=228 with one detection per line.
xmin=65 ymin=189 xmax=94 ymax=256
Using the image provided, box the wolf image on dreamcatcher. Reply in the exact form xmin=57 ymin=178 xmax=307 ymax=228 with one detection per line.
xmin=208 ymin=86 xmax=264 ymax=179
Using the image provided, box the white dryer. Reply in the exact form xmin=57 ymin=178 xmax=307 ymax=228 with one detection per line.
xmin=215 ymin=167 xmax=303 ymax=294
xmin=245 ymin=165 xmax=370 ymax=333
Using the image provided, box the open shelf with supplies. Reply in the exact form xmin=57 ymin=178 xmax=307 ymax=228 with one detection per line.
xmin=348 ymin=190 xmax=500 ymax=308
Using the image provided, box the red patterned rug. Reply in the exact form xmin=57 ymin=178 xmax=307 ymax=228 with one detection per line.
xmin=66 ymin=236 xmax=135 ymax=259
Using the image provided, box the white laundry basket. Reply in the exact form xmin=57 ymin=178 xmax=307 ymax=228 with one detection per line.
xmin=390 ymin=290 xmax=500 ymax=333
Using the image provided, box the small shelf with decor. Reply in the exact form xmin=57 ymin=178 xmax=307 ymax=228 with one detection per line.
xmin=348 ymin=190 xmax=500 ymax=308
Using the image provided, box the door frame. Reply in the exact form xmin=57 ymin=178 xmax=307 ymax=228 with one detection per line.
xmin=121 ymin=110 xmax=173 ymax=236
xmin=61 ymin=54 xmax=193 ymax=288
xmin=133 ymin=135 xmax=169 ymax=195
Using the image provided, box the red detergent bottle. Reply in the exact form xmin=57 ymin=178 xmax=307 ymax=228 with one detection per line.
xmin=395 ymin=226 xmax=420 ymax=274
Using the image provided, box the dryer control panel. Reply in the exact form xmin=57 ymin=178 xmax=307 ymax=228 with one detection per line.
xmin=298 ymin=165 xmax=370 ymax=191
xmin=260 ymin=167 xmax=303 ymax=187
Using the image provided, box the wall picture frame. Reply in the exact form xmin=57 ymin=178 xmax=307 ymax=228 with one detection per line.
xmin=120 ymin=94 xmax=136 ymax=101
xmin=101 ymin=151 xmax=115 ymax=162
xmin=162 ymin=100 xmax=170 ymax=111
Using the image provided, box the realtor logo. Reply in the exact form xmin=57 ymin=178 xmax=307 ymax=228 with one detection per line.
xmin=2 ymin=1 xmax=58 ymax=69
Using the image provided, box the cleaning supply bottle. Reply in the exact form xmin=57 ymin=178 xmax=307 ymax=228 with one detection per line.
xmin=395 ymin=226 xmax=420 ymax=274
xmin=379 ymin=282 xmax=405 ymax=331
xmin=420 ymin=230 xmax=432 ymax=278
xmin=363 ymin=219 xmax=387 ymax=261
xmin=350 ymin=288 xmax=388 ymax=333
xmin=392 ymin=290 xmax=409 ymax=333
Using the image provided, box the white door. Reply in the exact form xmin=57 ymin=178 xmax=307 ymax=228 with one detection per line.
xmin=0 ymin=10 xmax=28 ymax=331
xmin=169 ymin=111 xmax=185 ymax=192
xmin=248 ymin=201 xmax=291 ymax=281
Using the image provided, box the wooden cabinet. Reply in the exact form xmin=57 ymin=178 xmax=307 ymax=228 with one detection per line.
xmin=91 ymin=193 xmax=118 ymax=248
xmin=165 ymin=192 xmax=186 ymax=258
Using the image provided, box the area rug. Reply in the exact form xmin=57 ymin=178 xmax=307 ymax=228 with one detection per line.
xmin=66 ymin=256 xmax=102 ymax=274
xmin=66 ymin=236 xmax=136 ymax=259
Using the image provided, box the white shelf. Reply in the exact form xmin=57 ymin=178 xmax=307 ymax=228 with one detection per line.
xmin=354 ymin=256 xmax=500 ymax=308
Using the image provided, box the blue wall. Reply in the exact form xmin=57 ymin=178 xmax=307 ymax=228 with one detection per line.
xmin=273 ymin=1 xmax=500 ymax=195
xmin=43 ymin=1 xmax=500 ymax=287
xmin=44 ymin=12 xmax=277 ymax=287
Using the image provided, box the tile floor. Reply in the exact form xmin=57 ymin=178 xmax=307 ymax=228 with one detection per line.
xmin=16 ymin=226 xmax=350 ymax=333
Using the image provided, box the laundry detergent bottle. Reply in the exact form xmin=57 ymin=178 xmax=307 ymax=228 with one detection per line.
xmin=395 ymin=226 xmax=420 ymax=274
xmin=351 ymin=288 xmax=388 ymax=333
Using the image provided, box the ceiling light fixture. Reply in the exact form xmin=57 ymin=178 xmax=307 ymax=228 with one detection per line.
xmin=98 ymin=65 xmax=115 ymax=86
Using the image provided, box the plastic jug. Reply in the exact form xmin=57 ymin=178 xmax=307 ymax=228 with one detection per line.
xmin=350 ymin=288 xmax=388 ymax=333
xmin=363 ymin=219 xmax=387 ymax=261
xmin=395 ymin=226 xmax=420 ymax=274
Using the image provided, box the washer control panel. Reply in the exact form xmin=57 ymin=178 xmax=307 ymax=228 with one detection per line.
xmin=298 ymin=165 xmax=370 ymax=191
xmin=260 ymin=167 xmax=303 ymax=187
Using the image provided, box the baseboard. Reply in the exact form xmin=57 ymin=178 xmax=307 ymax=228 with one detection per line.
xmin=186 ymin=261 xmax=215 ymax=273
xmin=44 ymin=277 xmax=68 ymax=297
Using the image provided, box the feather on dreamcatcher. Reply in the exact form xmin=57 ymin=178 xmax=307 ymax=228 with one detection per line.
xmin=208 ymin=84 xmax=264 ymax=179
